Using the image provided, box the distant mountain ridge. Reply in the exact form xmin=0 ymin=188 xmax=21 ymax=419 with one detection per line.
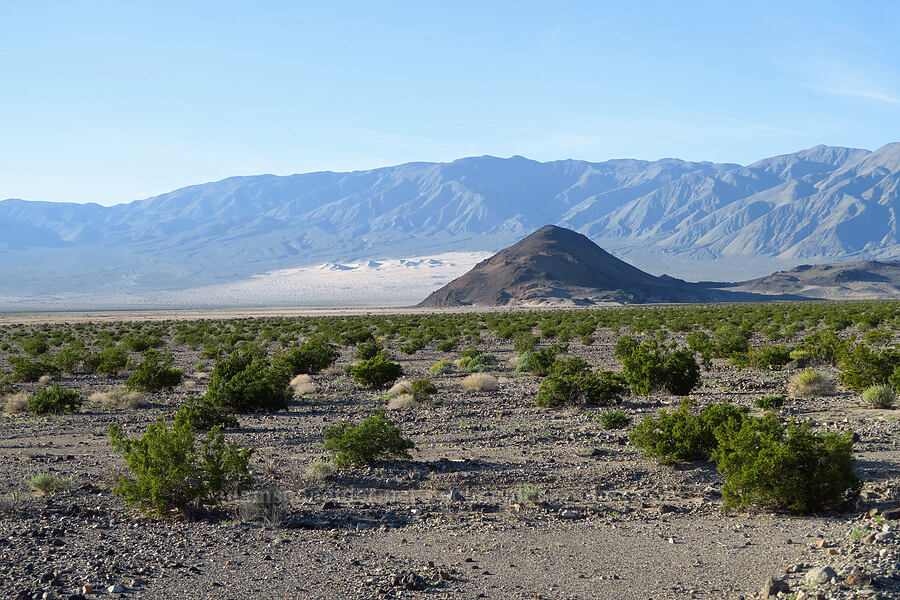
xmin=2 ymin=143 xmax=899 ymax=301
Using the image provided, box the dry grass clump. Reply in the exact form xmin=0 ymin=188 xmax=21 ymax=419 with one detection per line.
xmin=322 ymin=364 xmax=344 ymax=378
xmin=38 ymin=375 xmax=53 ymax=385
xmin=387 ymin=393 xmax=418 ymax=410
xmin=89 ymin=389 xmax=147 ymax=409
xmin=461 ymin=373 xmax=499 ymax=392
xmin=304 ymin=460 xmax=334 ymax=483
xmin=290 ymin=374 xmax=316 ymax=396
xmin=2 ymin=392 xmax=29 ymax=415
xmin=788 ymin=368 xmax=835 ymax=398
xmin=388 ymin=380 xmax=412 ymax=396
xmin=862 ymin=385 xmax=897 ymax=409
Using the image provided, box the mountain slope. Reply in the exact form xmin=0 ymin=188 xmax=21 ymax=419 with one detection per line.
xmin=417 ymin=225 xmax=781 ymax=306
xmin=2 ymin=144 xmax=899 ymax=302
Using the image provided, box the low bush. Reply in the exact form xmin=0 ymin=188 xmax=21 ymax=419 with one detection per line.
xmin=614 ymin=337 xmax=700 ymax=396
xmin=27 ymin=473 xmax=69 ymax=496
xmin=387 ymin=393 xmax=417 ymax=410
xmin=513 ymin=332 xmax=538 ymax=354
xmin=598 ymin=409 xmax=631 ymax=429
xmin=436 ymin=339 xmax=458 ymax=353
xmin=274 ymin=336 xmax=338 ymax=376
xmin=86 ymin=345 xmax=129 ymax=376
xmin=290 ymin=374 xmax=316 ymax=396
xmin=28 ymin=385 xmax=82 ymax=415
xmin=430 ymin=359 xmax=454 ymax=375
xmin=410 ymin=378 xmax=437 ymax=402
xmin=2 ymin=392 xmax=29 ymax=414
xmin=323 ymin=410 xmax=415 ymax=468
xmin=400 ymin=339 xmax=425 ymax=355
xmin=348 ymin=353 xmax=403 ymax=388
xmin=629 ymin=399 xmax=748 ymax=465
xmin=466 ymin=353 xmax=499 ymax=373
xmin=712 ymin=414 xmax=860 ymax=513
xmin=176 ymin=397 xmax=239 ymax=431
xmin=517 ymin=483 xmax=542 ymax=504
xmin=354 ymin=339 xmax=384 ymax=360
xmin=461 ymin=373 xmax=499 ymax=392
xmin=205 ymin=349 xmax=291 ymax=413
xmin=10 ymin=356 xmax=59 ymax=382
xmin=304 ymin=460 xmax=334 ymax=482
xmin=108 ymin=413 xmax=254 ymax=517
xmin=754 ymin=395 xmax=786 ymax=410
xmin=839 ymin=344 xmax=900 ymax=392
xmin=125 ymin=350 xmax=184 ymax=393
xmin=54 ymin=342 xmax=88 ymax=373
xmin=788 ymin=368 xmax=834 ymax=397
xmin=736 ymin=344 xmax=793 ymax=370
xmin=862 ymin=385 xmax=896 ymax=409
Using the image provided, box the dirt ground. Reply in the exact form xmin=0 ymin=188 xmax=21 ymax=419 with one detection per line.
xmin=1 ymin=310 xmax=899 ymax=599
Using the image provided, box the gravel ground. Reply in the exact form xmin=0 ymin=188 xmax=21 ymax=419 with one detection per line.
xmin=2 ymin=314 xmax=900 ymax=599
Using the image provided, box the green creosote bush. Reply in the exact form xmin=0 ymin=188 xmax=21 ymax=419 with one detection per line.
xmin=205 ymin=348 xmax=291 ymax=413
xmin=839 ymin=344 xmax=900 ymax=392
xmin=430 ymin=359 xmax=454 ymax=375
xmin=436 ymin=339 xmax=458 ymax=353
xmin=614 ymin=337 xmax=700 ymax=396
xmin=323 ymin=409 xmax=415 ymax=468
xmin=21 ymin=337 xmax=49 ymax=357
xmin=517 ymin=483 xmax=542 ymax=504
xmin=466 ymin=353 xmax=499 ymax=373
xmin=513 ymin=332 xmax=538 ymax=354
xmin=535 ymin=357 xmax=627 ymax=408
xmin=176 ymin=397 xmax=240 ymax=431
xmin=354 ymin=339 xmax=384 ymax=360
xmin=109 ymin=414 xmax=254 ymax=517
xmin=273 ymin=336 xmax=338 ymax=376
xmin=754 ymin=395 xmax=787 ymax=410
xmin=400 ymin=339 xmax=425 ymax=355
xmin=124 ymin=350 xmax=184 ymax=393
xmin=628 ymin=399 xmax=748 ymax=465
xmin=410 ymin=378 xmax=438 ymax=403
xmin=54 ymin=341 xmax=88 ymax=373
xmin=735 ymin=344 xmax=793 ymax=371
xmin=712 ymin=413 xmax=860 ymax=513
xmin=28 ymin=385 xmax=82 ymax=415
xmin=862 ymin=385 xmax=896 ymax=409
xmin=598 ymin=409 xmax=631 ymax=429
xmin=348 ymin=353 xmax=403 ymax=389
xmin=86 ymin=345 xmax=129 ymax=376
xmin=10 ymin=356 xmax=59 ymax=382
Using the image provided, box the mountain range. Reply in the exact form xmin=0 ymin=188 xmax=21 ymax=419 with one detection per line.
xmin=2 ymin=143 xmax=899 ymax=305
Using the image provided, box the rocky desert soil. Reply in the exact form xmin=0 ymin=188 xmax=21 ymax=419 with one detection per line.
xmin=1 ymin=309 xmax=899 ymax=600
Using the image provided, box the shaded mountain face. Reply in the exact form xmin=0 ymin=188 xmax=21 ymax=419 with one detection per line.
xmin=417 ymin=225 xmax=786 ymax=306
xmin=1 ymin=144 xmax=899 ymax=299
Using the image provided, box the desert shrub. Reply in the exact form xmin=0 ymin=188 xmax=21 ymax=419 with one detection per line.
xmin=274 ymin=336 xmax=337 ymax=376
xmin=461 ymin=373 xmax=499 ymax=392
xmin=862 ymin=385 xmax=896 ymax=409
xmin=27 ymin=473 xmax=69 ymax=496
xmin=581 ymin=371 xmax=629 ymax=405
xmin=290 ymin=374 xmax=316 ymax=396
xmin=535 ymin=360 xmax=626 ymax=408
xmin=599 ymin=409 xmax=631 ymax=429
xmin=176 ymin=397 xmax=239 ymax=431
xmin=387 ymin=393 xmax=417 ymax=410
xmin=466 ymin=353 xmax=499 ymax=372
xmin=205 ymin=349 xmax=291 ymax=413
xmin=125 ymin=350 xmax=184 ymax=393
xmin=304 ymin=460 xmax=334 ymax=482
xmin=323 ymin=410 xmax=415 ymax=468
xmin=754 ymin=395 xmax=786 ymax=410
xmin=436 ymin=338 xmax=457 ymax=352
xmin=516 ymin=348 xmax=558 ymax=376
xmin=122 ymin=333 xmax=163 ymax=352
xmin=788 ymin=368 xmax=834 ymax=397
xmin=459 ymin=346 xmax=481 ymax=360
xmin=28 ymin=385 xmax=82 ymax=415
xmin=713 ymin=327 xmax=750 ymax=358
xmin=86 ymin=345 xmax=129 ymax=376
xmin=839 ymin=344 xmax=900 ymax=392
xmin=21 ymin=337 xmax=49 ymax=357
xmin=517 ymin=483 xmax=542 ymax=504
xmin=108 ymin=414 xmax=254 ymax=517
xmin=400 ymin=339 xmax=425 ymax=355
xmin=513 ymin=332 xmax=538 ymax=354
xmin=54 ymin=341 xmax=88 ymax=373
xmin=410 ymin=378 xmax=437 ymax=402
xmin=800 ymin=329 xmax=851 ymax=364
xmin=355 ymin=339 xmax=384 ymax=360
xmin=388 ymin=380 xmax=412 ymax=396
xmin=685 ymin=331 xmax=714 ymax=363
xmin=629 ymin=399 xmax=748 ymax=465
xmin=712 ymin=414 xmax=860 ymax=513
xmin=92 ymin=389 xmax=147 ymax=410
xmin=10 ymin=356 xmax=59 ymax=382
xmin=738 ymin=344 xmax=793 ymax=370
xmin=348 ymin=353 xmax=403 ymax=388
xmin=3 ymin=392 xmax=29 ymax=414
xmin=614 ymin=337 xmax=700 ymax=396
xmin=430 ymin=359 xmax=454 ymax=375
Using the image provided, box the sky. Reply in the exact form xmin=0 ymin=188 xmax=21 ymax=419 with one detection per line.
xmin=2 ymin=0 xmax=899 ymax=206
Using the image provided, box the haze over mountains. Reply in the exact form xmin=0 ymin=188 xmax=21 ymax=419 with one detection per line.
xmin=2 ymin=143 xmax=899 ymax=308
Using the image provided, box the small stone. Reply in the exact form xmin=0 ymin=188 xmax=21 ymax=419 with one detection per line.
xmin=804 ymin=565 xmax=836 ymax=585
xmin=845 ymin=566 xmax=871 ymax=586
xmin=559 ymin=509 xmax=580 ymax=520
xmin=446 ymin=489 xmax=465 ymax=502
xmin=658 ymin=504 xmax=677 ymax=515
xmin=760 ymin=576 xmax=790 ymax=598
xmin=863 ymin=533 xmax=877 ymax=544
xmin=81 ymin=585 xmax=94 ymax=594
xmin=107 ymin=585 xmax=124 ymax=594
xmin=815 ymin=538 xmax=829 ymax=549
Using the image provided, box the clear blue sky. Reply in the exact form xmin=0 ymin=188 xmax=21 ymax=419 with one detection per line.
xmin=2 ymin=0 xmax=899 ymax=206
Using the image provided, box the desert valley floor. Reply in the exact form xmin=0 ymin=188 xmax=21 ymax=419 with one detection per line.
xmin=1 ymin=304 xmax=899 ymax=600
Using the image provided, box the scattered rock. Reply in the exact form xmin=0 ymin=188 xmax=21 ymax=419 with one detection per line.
xmin=844 ymin=566 xmax=871 ymax=586
xmin=445 ymin=489 xmax=465 ymax=503
xmin=558 ymin=509 xmax=580 ymax=520
xmin=107 ymin=585 xmax=124 ymax=593
xmin=804 ymin=565 xmax=836 ymax=585
xmin=881 ymin=507 xmax=900 ymax=520
xmin=759 ymin=576 xmax=790 ymax=598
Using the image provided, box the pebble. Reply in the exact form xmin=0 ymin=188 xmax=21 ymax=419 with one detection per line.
xmin=759 ymin=576 xmax=790 ymax=599
xmin=804 ymin=565 xmax=836 ymax=585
